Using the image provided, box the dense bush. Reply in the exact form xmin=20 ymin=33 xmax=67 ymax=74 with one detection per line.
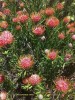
xmin=0 ymin=0 xmax=75 ymax=100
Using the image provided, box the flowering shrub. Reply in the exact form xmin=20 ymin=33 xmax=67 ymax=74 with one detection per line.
xmin=0 ymin=0 xmax=75 ymax=100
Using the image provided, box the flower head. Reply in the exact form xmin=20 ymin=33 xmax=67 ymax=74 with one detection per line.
xmin=32 ymin=25 xmax=45 ymax=35
xmin=54 ymin=77 xmax=69 ymax=93
xmin=56 ymin=3 xmax=64 ymax=10
xmin=18 ymin=55 xmax=34 ymax=69
xmin=31 ymin=13 xmax=41 ymax=22
xmin=45 ymin=8 xmax=55 ymax=16
xmin=58 ymin=33 xmax=65 ymax=40
xmin=47 ymin=50 xmax=57 ymax=60
xmin=46 ymin=17 xmax=59 ymax=27
xmin=28 ymin=74 xmax=42 ymax=85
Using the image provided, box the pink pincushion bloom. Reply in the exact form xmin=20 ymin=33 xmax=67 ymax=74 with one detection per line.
xmin=55 ymin=77 xmax=69 ymax=93
xmin=0 ymin=36 xmax=6 ymax=47
xmin=58 ymin=33 xmax=65 ymax=39
xmin=32 ymin=26 xmax=45 ymax=35
xmin=1 ymin=31 xmax=13 ymax=44
xmin=19 ymin=55 xmax=34 ymax=69
xmin=18 ymin=14 xmax=28 ymax=23
xmin=31 ymin=13 xmax=41 ymax=22
xmin=56 ymin=3 xmax=64 ymax=10
xmin=12 ymin=17 xmax=19 ymax=23
xmin=3 ymin=9 xmax=11 ymax=15
xmin=48 ymin=51 xmax=57 ymax=60
xmin=29 ymin=74 xmax=41 ymax=85
xmin=45 ymin=8 xmax=55 ymax=16
xmin=46 ymin=17 xmax=59 ymax=28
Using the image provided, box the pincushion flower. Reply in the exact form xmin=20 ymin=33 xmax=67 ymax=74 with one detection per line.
xmin=18 ymin=14 xmax=28 ymax=23
xmin=0 ymin=21 xmax=8 ymax=29
xmin=19 ymin=2 xmax=24 ymax=8
xmin=58 ymin=33 xmax=65 ymax=40
xmin=12 ymin=17 xmax=19 ymax=23
xmin=17 ymin=11 xmax=23 ymax=15
xmin=16 ymin=25 xmax=21 ymax=30
xmin=46 ymin=17 xmax=59 ymax=28
xmin=28 ymin=74 xmax=42 ymax=85
xmin=18 ymin=55 xmax=34 ymax=69
xmin=47 ymin=50 xmax=57 ymax=60
xmin=68 ymin=27 xmax=75 ymax=33
xmin=0 ymin=31 xmax=14 ymax=47
xmin=0 ymin=12 xmax=4 ymax=17
xmin=54 ymin=77 xmax=69 ymax=93
xmin=30 ymin=13 xmax=41 ymax=22
xmin=3 ymin=9 xmax=11 ymax=15
xmin=67 ymin=23 xmax=75 ymax=29
xmin=32 ymin=25 xmax=45 ymax=35
xmin=65 ymin=54 xmax=72 ymax=61
xmin=0 ymin=36 xmax=6 ymax=47
xmin=63 ymin=16 xmax=70 ymax=23
xmin=1 ymin=31 xmax=14 ymax=44
xmin=45 ymin=8 xmax=55 ymax=16
xmin=22 ymin=77 xmax=29 ymax=84
xmin=56 ymin=3 xmax=64 ymax=10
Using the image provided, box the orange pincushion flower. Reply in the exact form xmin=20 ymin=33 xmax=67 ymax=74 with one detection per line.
xmin=0 ymin=21 xmax=8 ymax=29
xmin=45 ymin=8 xmax=55 ymax=16
xmin=56 ymin=3 xmax=64 ymax=10
xmin=31 ymin=13 xmax=41 ymax=22
xmin=22 ymin=77 xmax=29 ymax=84
xmin=0 ymin=12 xmax=4 ymax=17
xmin=16 ymin=25 xmax=21 ymax=30
xmin=58 ymin=33 xmax=65 ymax=40
xmin=68 ymin=27 xmax=75 ymax=33
xmin=67 ymin=23 xmax=75 ymax=29
xmin=32 ymin=25 xmax=45 ymax=35
xmin=46 ymin=17 xmax=59 ymax=28
xmin=54 ymin=77 xmax=70 ymax=93
xmin=19 ymin=2 xmax=24 ymax=8
xmin=18 ymin=55 xmax=34 ymax=69
xmin=63 ymin=16 xmax=70 ymax=23
xmin=47 ymin=50 xmax=58 ymax=60
xmin=17 ymin=11 xmax=23 ymax=15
